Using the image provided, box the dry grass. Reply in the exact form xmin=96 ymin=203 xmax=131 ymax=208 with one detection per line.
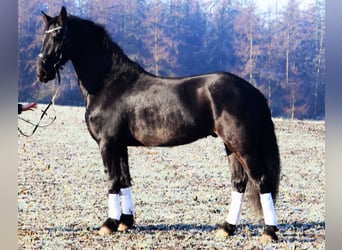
xmin=18 ymin=104 xmax=325 ymax=249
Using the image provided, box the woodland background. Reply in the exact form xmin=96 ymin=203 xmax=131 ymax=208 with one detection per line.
xmin=18 ymin=0 xmax=325 ymax=119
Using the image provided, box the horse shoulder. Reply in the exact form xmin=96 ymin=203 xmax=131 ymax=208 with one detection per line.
xmin=85 ymin=93 xmax=129 ymax=142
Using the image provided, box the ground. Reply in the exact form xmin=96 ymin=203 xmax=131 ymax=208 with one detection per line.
xmin=18 ymin=105 xmax=325 ymax=249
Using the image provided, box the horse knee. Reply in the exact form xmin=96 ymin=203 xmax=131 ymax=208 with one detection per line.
xmin=119 ymin=163 xmax=132 ymax=188
xmin=100 ymin=141 xmax=131 ymax=192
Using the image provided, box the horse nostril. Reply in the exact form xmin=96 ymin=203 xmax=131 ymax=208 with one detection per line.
xmin=37 ymin=68 xmax=47 ymax=80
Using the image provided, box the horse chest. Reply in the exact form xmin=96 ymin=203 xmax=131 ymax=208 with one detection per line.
xmin=85 ymin=106 xmax=125 ymax=141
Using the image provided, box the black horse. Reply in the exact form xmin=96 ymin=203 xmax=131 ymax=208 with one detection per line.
xmin=36 ymin=7 xmax=281 ymax=242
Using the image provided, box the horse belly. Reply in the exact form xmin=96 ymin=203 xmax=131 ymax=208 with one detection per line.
xmin=130 ymin=108 xmax=209 ymax=147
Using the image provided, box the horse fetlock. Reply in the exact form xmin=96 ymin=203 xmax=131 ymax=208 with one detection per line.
xmin=216 ymin=222 xmax=236 ymax=238
xmin=99 ymin=218 xmax=120 ymax=236
xmin=118 ymin=214 xmax=134 ymax=232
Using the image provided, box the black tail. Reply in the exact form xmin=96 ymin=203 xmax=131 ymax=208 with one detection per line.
xmin=247 ymin=116 xmax=281 ymax=215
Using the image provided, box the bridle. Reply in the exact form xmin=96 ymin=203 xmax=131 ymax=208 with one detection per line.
xmin=18 ymin=26 xmax=68 ymax=137
xmin=38 ymin=25 xmax=69 ymax=82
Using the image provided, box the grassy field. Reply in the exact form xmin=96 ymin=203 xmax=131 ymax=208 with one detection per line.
xmin=18 ymin=105 xmax=325 ymax=249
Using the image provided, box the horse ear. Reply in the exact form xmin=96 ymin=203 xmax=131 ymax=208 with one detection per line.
xmin=42 ymin=11 xmax=52 ymax=25
xmin=57 ymin=6 xmax=68 ymax=26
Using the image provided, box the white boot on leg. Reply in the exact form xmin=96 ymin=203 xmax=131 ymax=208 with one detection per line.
xmin=118 ymin=187 xmax=135 ymax=231
xmin=226 ymin=191 xmax=244 ymax=225
xmin=99 ymin=193 xmax=121 ymax=235
xmin=217 ymin=191 xmax=244 ymax=238
xmin=260 ymin=193 xmax=279 ymax=242
xmin=260 ymin=193 xmax=277 ymax=226
xmin=120 ymin=187 xmax=134 ymax=215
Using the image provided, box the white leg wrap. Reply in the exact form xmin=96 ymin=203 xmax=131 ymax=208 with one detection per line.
xmin=260 ymin=193 xmax=278 ymax=226
xmin=226 ymin=191 xmax=244 ymax=225
xmin=120 ymin=187 xmax=134 ymax=215
xmin=108 ymin=193 xmax=121 ymax=221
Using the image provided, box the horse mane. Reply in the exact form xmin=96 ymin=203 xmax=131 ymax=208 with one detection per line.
xmin=68 ymin=15 xmax=144 ymax=74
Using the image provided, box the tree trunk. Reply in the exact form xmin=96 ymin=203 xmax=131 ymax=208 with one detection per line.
xmin=249 ymin=30 xmax=254 ymax=85
xmin=291 ymin=91 xmax=295 ymax=120
xmin=285 ymin=32 xmax=290 ymax=87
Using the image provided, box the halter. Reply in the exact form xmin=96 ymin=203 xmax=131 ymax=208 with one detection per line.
xmin=38 ymin=25 xmax=69 ymax=82
xmin=44 ymin=26 xmax=63 ymax=34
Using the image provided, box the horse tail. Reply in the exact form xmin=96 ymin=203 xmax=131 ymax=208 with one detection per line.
xmin=247 ymin=113 xmax=281 ymax=215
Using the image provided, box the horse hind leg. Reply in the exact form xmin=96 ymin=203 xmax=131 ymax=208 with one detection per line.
xmin=218 ymin=146 xmax=279 ymax=242
xmin=98 ymin=142 xmax=135 ymax=235
xmin=218 ymin=147 xmax=248 ymax=238
xmin=235 ymin=153 xmax=279 ymax=243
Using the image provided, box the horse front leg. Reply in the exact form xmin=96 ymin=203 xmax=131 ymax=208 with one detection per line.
xmin=98 ymin=142 xmax=135 ymax=235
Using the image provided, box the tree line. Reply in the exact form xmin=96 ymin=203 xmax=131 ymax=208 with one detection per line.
xmin=18 ymin=0 xmax=325 ymax=119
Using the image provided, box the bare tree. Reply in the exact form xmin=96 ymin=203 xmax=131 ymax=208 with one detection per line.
xmin=233 ymin=0 xmax=262 ymax=86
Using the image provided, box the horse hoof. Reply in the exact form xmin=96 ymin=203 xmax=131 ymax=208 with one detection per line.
xmin=99 ymin=218 xmax=120 ymax=235
xmin=118 ymin=214 xmax=134 ymax=232
xmin=216 ymin=228 xmax=230 ymax=239
xmin=99 ymin=226 xmax=112 ymax=236
xmin=216 ymin=222 xmax=236 ymax=238
xmin=118 ymin=223 xmax=129 ymax=232
xmin=260 ymin=225 xmax=278 ymax=243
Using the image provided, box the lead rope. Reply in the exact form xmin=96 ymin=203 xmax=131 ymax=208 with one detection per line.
xmin=19 ymin=25 xmax=67 ymax=137
xmin=18 ymin=71 xmax=61 ymax=137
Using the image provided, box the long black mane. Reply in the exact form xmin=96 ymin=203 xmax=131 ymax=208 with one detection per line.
xmin=57 ymin=14 xmax=146 ymax=97
xmin=69 ymin=15 xmax=144 ymax=72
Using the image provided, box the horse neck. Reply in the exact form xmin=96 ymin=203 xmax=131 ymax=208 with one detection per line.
xmin=68 ymin=20 xmax=142 ymax=98
xmin=70 ymin=40 xmax=113 ymax=96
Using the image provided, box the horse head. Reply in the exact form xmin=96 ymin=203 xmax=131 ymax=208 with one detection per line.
xmin=36 ymin=6 xmax=71 ymax=83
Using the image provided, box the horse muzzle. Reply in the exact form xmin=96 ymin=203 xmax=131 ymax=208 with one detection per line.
xmin=36 ymin=57 xmax=57 ymax=83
